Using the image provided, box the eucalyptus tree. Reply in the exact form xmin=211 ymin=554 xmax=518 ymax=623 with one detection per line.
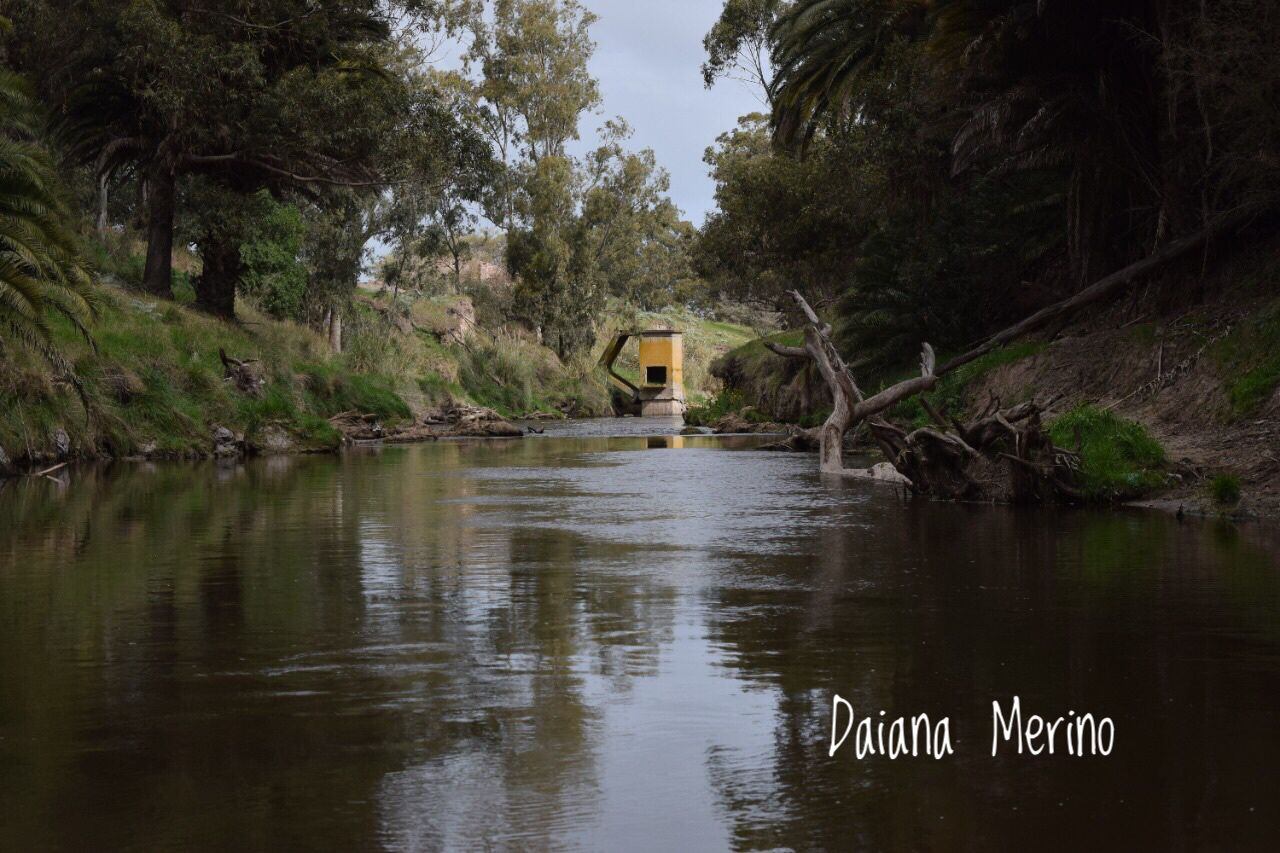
xmin=460 ymin=0 xmax=600 ymax=237
xmin=701 ymin=0 xmax=786 ymax=104
xmin=507 ymin=119 xmax=694 ymax=356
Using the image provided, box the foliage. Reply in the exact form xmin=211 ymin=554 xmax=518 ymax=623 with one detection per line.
xmin=8 ymin=0 xmax=476 ymax=317
xmin=1209 ymin=474 xmax=1242 ymax=507
xmin=455 ymin=334 xmax=609 ymax=418
xmin=706 ymin=0 xmax=1280 ymax=394
xmin=237 ymin=194 xmax=308 ymax=321
xmin=0 ymin=62 xmax=96 ymax=372
xmin=684 ymin=388 xmax=752 ymax=427
xmin=696 ymin=113 xmax=864 ymax=309
xmin=698 ymin=33 xmax=1063 ymax=370
xmin=702 ymin=0 xmax=782 ymax=98
xmin=0 ymin=286 xmax=357 ymax=460
xmin=1049 ymin=406 xmax=1168 ymax=501
xmin=467 ymin=0 xmax=601 ymax=165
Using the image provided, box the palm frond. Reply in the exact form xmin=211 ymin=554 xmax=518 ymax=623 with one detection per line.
xmin=1 ymin=62 xmax=98 ymax=371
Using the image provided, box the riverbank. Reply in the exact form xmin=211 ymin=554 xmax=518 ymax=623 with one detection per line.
xmin=0 ymin=279 xmax=755 ymax=476
xmin=699 ymin=237 xmax=1280 ymax=518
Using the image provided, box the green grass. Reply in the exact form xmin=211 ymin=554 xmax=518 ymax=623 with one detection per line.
xmin=297 ymin=363 xmax=412 ymax=421
xmin=892 ymin=341 xmax=1047 ymax=427
xmin=684 ymin=388 xmax=761 ymax=427
xmin=1048 ymin=406 xmax=1168 ymax=501
xmin=0 ymin=286 xmax=399 ymax=463
xmin=1213 ymin=300 xmax=1280 ymax=416
xmin=1209 ymin=474 xmax=1242 ymax=507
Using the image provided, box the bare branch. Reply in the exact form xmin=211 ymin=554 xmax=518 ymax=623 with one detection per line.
xmin=764 ymin=341 xmax=809 ymax=358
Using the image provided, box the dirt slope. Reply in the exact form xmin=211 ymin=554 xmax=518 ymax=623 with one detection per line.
xmin=969 ymin=241 xmax=1280 ymax=519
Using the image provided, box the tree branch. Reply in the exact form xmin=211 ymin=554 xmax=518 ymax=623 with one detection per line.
xmin=764 ymin=341 xmax=809 ymax=358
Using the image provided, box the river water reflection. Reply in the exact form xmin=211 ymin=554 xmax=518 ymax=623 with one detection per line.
xmin=1 ymin=430 xmax=1278 ymax=850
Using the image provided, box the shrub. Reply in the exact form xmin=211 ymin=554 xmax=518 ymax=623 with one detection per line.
xmin=684 ymin=388 xmax=751 ymax=426
xmin=1209 ymin=474 xmax=1242 ymax=507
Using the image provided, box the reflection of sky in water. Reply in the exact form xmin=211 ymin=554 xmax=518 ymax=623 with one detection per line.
xmin=462 ymin=447 xmax=863 ymax=556
xmin=3 ymin=436 xmax=1280 ymax=849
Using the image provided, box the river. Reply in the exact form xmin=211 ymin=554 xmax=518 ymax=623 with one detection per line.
xmin=1 ymin=422 xmax=1278 ymax=850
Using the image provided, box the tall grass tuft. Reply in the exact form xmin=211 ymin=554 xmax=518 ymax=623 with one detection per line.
xmin=1049 ymin=406 xmax=1168 ymax=500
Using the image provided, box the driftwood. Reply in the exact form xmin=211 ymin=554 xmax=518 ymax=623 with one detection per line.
xmin=218 ymin=349 xmax=266 ymax=397
xmin=766 ymin=291 xmax=1079 ymax=502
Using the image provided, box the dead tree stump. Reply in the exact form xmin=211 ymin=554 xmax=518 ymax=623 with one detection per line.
xmin=219 ymin=349 xmax=266 ymax=398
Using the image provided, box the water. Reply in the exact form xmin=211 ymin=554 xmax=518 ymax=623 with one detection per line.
xmin=1 ymin=430 xmax=1278 ymax=850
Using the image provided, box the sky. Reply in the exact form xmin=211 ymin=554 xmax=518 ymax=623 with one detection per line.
xmin=433 ymin=0 xmax=766 ymax=228
xmin=573 ymin=0 xmax=765 ymax=225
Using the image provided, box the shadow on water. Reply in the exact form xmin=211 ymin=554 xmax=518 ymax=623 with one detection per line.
xmin=1 ymin=436 xmax=1278 ymax=849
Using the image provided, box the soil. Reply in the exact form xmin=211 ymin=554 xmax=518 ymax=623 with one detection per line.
xmin=964 ymin=256 xmax=1280 ymax=520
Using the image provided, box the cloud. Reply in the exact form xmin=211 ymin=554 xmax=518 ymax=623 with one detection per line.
xmin=575 ymin=0 xmax=764 ymax=224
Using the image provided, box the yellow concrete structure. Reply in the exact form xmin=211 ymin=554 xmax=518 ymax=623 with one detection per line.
xmin=599 ymin=328 xmax=687 ymax=417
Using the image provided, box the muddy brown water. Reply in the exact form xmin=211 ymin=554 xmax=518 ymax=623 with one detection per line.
xmin=1 ymin=422 xmax=1278 ymax=850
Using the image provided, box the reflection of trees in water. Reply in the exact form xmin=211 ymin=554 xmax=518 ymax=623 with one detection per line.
xmin=702 ymin=500 xmax=1280 ymax=849
xmin=0 ymin=444 xmax=683 ymax=848
xmin=5 ymin=448 xmax=1280 ymax=847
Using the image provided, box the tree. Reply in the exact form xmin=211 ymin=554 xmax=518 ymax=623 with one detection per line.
xmin=464 ymin=0 xmax=600 ymax=232
xmin=0 ymin=50 xmax=95 ymax=371
xmin=506 ymin=117 xmax=695 ymax=356
xmin=231 ymin=191 xmax=308 ymax=322
xmin=8 ymin=1 xmax=432 ymax=316
xmin=768 ymin=0 xmax=1185 ymax=286
xmin=580 ymin=120 xmax=692 ymax=310
xmin=696 ymin=113 xmax=864 ymax=311
xmin=702 ymin=0 xmax=785 ymax=103
xmin=508 ymin=154 xmax=598 ymax=358
xmin=398 ymin=70 xmax=501 ymax=291
xmin=700 ymin=13 xmax=1067 ymax=369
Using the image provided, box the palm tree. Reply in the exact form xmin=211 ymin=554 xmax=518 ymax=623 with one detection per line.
xmin=932 ymin=0 xmax=1165 ymax=284
xmin=769 ymin=0 xmax=928 ymax=148
xmin=770 ymin=0 xmax=1167 ymax=285
xmin=1 ymin=58 xmax=96 ymax=372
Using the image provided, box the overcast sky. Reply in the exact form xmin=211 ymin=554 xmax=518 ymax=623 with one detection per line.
xmin=575 ymin=0 xmax=765 ymax=225
xmin=434 ymin=0 xmax=765 ymax=228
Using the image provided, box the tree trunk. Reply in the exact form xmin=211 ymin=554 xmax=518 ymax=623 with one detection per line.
xmin=96 ymin=172 xmax=109 ymax=232
xmin=328 ymin=308 xmax=343 ymax=353
xmin=766 ymin=291 xmax=938 ymax=477
xmin=938 ymin=207 xmax=1258 ymax=376
xmin=142 ymin=164 xmax=176 ymax=298
xmin=195 ymin=236 xmax=241 ymax=319
xmin=767 ymin=291 xmax=1081 ymax=503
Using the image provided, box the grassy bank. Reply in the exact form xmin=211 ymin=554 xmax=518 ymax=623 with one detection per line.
xmin=0 ymin=280 xmax=755 ymax=471
xmin=1 ymin=287 xmax=390 ymax=465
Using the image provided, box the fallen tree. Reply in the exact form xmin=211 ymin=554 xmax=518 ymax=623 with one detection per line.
xmin=761 ymin=211 xmax=1269 ymax=501
xmin=766 ymin=291 xmax=1080 ymax=502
